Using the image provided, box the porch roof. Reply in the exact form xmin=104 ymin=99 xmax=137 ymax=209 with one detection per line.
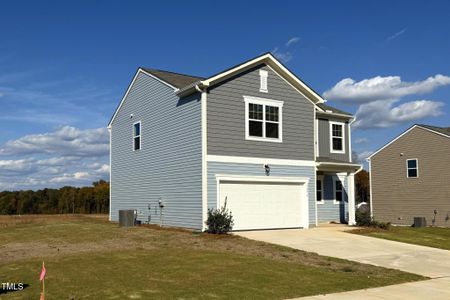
xmin=316 ymin=157 xmax=362 ymax=173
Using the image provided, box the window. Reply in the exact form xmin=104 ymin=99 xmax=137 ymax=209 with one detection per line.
xmin=406 ymin=159 xmax=418 ymax=178
xmin=334 ymin=178 xmax=343 ymax=203
xmin=316 ymin=176 xmax=324 ymax=203
xmin=330 ymin=122 xmax=345 ymax=153
xmin=244 ymin=96 xmax=283 ymax=142
xmin=259 ymin=70 xmax=268 ymax=93
xmin=133 ymin=121 xmax=141 ymax=151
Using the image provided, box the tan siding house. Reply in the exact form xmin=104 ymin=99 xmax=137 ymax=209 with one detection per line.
xmin=368 ymin=125 xmax=450 ymax=227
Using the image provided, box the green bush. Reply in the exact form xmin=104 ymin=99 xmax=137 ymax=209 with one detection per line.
xmin=356 ymin=210 xmax=391 ymax=230
xmin=205 ymin=202 xmax=234 ymax=234
xmin=356 ymin=210 xmax=372 ymax=226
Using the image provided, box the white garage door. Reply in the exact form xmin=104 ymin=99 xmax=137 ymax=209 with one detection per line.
xmin=219 ymin=180 xmax=305 ymax=230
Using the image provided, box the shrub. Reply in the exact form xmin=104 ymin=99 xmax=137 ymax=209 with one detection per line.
xmin=205 ymin=201 xmax=234 ymax=234
xmin=356 ymin=210 xmax=391 ymax=230
xmin=356 ymin=210 xmax=372 ymax=227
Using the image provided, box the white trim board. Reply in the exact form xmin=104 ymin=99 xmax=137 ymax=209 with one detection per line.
xmin=201 ymin=88 xmax=208 ymax=231
xmin=243 ymin=95 xmax=283 ymax=143
xmin=108 ymin=127 xmax=112 ymax=221
xmin=329 ymin=121 xmax=346 ymax=154
xmin=207 ymin=155 xmax=316 ymax=167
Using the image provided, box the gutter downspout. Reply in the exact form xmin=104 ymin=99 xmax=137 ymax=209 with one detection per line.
xmin=195 ymin=83 xmax=209 ymax=231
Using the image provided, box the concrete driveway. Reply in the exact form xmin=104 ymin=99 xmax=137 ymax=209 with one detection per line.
xmin=236 ymin=225 xmax=450 ymax=299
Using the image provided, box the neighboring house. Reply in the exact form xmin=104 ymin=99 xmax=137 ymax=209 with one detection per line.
xmin=108 ymin=53 xmax=361 ymax=231
xmin=368 ymin=124 xmax=450 ymax=227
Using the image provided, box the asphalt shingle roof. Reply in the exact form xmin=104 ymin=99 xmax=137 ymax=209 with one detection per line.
xmin=417 ymin=124 xmax=450 ymax=137
xmin=316 ymin=103 xmax=352 ymax=116
xmin=141 ymin=68 xmax=204 ymax=89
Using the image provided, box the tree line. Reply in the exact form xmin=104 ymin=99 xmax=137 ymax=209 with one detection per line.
xmin=0 ymin=171 xmax=371 ymax=215
xmin=0 ymin=180 xmax=109 ymax=215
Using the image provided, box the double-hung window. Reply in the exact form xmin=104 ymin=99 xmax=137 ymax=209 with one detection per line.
xmin=244 ymin=96 xmax=283 ymax=142
xmin=330 ymin=122 xmax=345 ymax=153
xmin=334 ymin=178 xmax=343 ymax=203
xmin=406 ymin=159 xmax=418 ymax=178
xmin=317 ymin=176 xmax=324 ymax=203
xmin=133 ymin=121 xmax=141 ymax=151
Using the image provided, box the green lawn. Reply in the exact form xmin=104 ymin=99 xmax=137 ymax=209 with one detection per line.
xmin=352 ymin=226 xmax=450 ymax=250
xmin=0 ymin=215 xmax=424 ymax=299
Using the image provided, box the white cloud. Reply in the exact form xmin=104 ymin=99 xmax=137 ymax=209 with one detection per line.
xmin=353 ymin=99 xmax=444 ymax=129
xmin=96 ymin=164 xmax=110 ymax=174
xmin=352 ymin=151 xmax=373 ymax=163
xmin=386 ymin=28 xmax=407 ymax=41
xmin=286 ymin=37 xmax=300 ymax=47
xmin=272 ymin=47 xmax=293 ymax=63
xmin=272 ymin=36 xmax=301 ymax=63
xmin=354 ymin=137 xmax=369 ymax=144
xmin=323 ymin=74 xmax=450 ymax=103
xmin=0 ymin=126 xmax=109 ymax=156
xmin=0 ymin=126 xmax=109 ymax=190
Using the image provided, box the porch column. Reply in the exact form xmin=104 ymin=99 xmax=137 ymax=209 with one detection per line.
xmin=347 ymin=173 xmax=356 ymax=225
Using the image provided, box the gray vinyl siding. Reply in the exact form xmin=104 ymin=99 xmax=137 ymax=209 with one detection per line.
xmin=317 ymin=174 xmax=348 ymax=223
xmin=207 ymin=64 xmax=315 ymax=160
xmin=318 ymin=117 xmax=351 ymax=162
xmin=110 ymin=71 xmax=202 ymax=229
xmin=207 ymin=161 xmax=316 ymax=226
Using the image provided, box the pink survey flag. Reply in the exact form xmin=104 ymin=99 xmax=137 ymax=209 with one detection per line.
xmin=39 ymin=261 xmax=46 ymax=281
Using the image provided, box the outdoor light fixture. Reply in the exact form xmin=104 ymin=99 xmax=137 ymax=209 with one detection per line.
xmin=264 ymin=164 xmax=270 ymax=176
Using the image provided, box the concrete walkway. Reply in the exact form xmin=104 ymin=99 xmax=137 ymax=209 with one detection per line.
xmin=236 ymin=225 xmax=450 ymax=299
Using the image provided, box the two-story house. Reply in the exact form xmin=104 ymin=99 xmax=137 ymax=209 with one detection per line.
xmin=368 ymin=124 xmax=450 ymax=227
xmin=108 ymin=53 xmax=362 ymax=231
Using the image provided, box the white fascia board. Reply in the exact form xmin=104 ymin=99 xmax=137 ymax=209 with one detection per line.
xmin=207 ymin=155 xmax=316 ymax=167
xmin=108 ymin=68 xmax=178 ymax=128
xmin=367 ymin=125 xmax=417 ymax=159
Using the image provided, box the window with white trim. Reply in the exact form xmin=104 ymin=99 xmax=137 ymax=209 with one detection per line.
xmin=259 ymin=70 xmax=268 ymax=93
xmin=244 ymin=96 xmax=283 ymax=142
xmin=133 ymin=121 xmax=141 ymax=151
xmin=406 ymin=159 xmax=418 ymax=178
xmin=330 ymin=122 xmax=345 ymax=153
xmin=334 ymin=179 xmax=343 ymax=202
xmin=316 ymin=176 xmax=324 ymax=202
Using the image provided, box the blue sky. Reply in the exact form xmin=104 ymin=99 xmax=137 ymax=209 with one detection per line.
xmin=0 ymin=0 xmax=449 ymax=190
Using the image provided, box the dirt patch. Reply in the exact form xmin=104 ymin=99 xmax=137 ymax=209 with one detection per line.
xmin=0 ymin=214 xmax=403 ymax=274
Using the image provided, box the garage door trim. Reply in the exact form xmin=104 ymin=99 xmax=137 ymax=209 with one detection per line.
xmin=215 ymin=174 xmax=310 ymax=229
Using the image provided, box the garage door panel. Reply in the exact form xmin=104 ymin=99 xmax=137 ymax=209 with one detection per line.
xmin=219 ymin=180 xmax=304 ymax=230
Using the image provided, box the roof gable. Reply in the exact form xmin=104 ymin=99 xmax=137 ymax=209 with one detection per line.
xmin=368 ymin=124 xmax=450 ymax=159
xmin=177 ymin=53 xmax=326 ymax=104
